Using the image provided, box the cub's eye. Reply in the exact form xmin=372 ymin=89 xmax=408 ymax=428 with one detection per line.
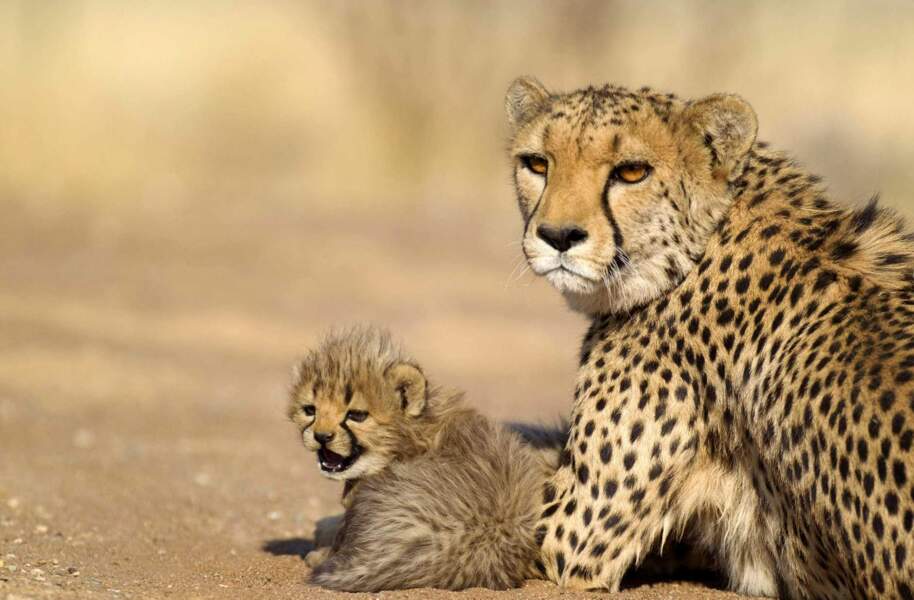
xmin=346 ymin=410 xmax=369 ymax=423
xmin=520 ymin=155 xmax=548 ymax=176
xmin=613 ymin=162 xmax=652 ymax=184
xmin=302 ymin=405 xmax=315 ymax=417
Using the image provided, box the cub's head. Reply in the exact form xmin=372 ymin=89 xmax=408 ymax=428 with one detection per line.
xmin=288 ymin=327 xmax=429 ymax=481
xmin=506 ymin=78 xmax=758 ymax=315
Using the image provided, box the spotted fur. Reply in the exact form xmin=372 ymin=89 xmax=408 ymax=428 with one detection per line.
xmin=506 ymin=78 xmax=914 ymax=599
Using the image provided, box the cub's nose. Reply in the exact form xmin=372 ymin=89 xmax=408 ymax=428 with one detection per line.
xmin=314 ymin=432 xmax=335 ymax=445
xmin=536 ymin=224 xmax=589 ymax=252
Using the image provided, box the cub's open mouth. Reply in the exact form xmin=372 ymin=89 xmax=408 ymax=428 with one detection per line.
xmin=318 ymin=447 xmax=359 ymax=473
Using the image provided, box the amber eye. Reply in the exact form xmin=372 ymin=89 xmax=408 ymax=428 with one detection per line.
xmin=302 ymin=405 xmax=315 ymax=417
xmin=613 ymin=162 xmax=652 ymax=184
xmin=520 ymin=155 xmax=548 ymax=176
xmin=346 ymin=410 xmax=368 ymax=423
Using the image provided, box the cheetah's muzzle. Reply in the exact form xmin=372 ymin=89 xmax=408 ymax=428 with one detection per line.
xmin=318 ymin=447 xmax=359 ymax=473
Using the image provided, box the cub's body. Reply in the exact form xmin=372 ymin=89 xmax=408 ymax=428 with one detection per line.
xmin=288 ymin=327 xmax=561 ymax=591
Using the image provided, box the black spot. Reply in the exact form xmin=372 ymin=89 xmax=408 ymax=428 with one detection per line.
xmin=852 ymin=196 xmax=879 ymax=233
xmin=623 ymin=452 xmax=637 ymax=470
xmin=543 ymin=483 xmax=557 ymax=503
xmin=648 ymin=463 xmax=662 ymax=480
xmin=555 ymin=552 xmax=566 ymax=577
xmin=630 ymin=421 xmax=644 ymax=443
xmin=789 ymin=283 xmax=805 ymax=307
xmin=577 ymin=464 xmax=590 ymax=485
xmin=880 ymin=391 xmax=896 ymax=412
xmin=831 ymin=241 xmax=858 ymax=261
xmin=873 ymin=514 xmax=885 ymax=539
xmin=761 ymin=224 xmax=781 ymax=239
xmin=886 ymin=492 xmax=899 ymax=515
xmin=872 ymin=568 xmax=885 ymax=594
xmin=600 ymin=444 xmax=612 ymax=464
xmin=813 ymin=270 xmax=837 ymax=292
xmin=534 ymin=525 xmax=547 ymax=547
xmin=603 ymin=513 xmax=621 ymax=530
xmin=879 ymin=253 xmax=907 ymax=266
xmin=893 ymin=460 xmax=907 ymax=486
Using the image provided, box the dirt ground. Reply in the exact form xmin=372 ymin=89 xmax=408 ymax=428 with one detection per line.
xmin=0 ymin=198 xmax=768 ymax=599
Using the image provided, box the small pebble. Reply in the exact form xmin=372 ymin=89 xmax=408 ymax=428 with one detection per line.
xmin=267 ymin=511 xmax=282 ymax=521
xmin=35 ymin=524 xmax=48 ymax=534
xmin=193 ymin=473 xmax=211 ymax=487
xmin=6 ymin=498 xmax=19 ymax=510
xmin=12 ymin=538 xmax=22 ymax=545
xmin=67 ymin=566 xmax=79 ymax=576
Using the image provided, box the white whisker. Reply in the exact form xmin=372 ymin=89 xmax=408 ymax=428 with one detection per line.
xmin=503 ymin=254 xmax=529 ymax=288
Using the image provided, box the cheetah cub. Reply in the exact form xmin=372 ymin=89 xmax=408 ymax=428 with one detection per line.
xmin=287 ymin=326 xmax=565 ymax=591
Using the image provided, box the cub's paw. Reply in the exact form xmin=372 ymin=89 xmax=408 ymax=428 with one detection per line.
xmin=305 ymin=547 xmax=331 ymax=568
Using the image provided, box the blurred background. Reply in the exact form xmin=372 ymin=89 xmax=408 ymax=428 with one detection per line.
xmin=1 ymin=2 xmax=913 ymax=597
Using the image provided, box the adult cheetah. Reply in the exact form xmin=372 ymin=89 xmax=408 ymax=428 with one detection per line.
xmin=506 ymin=77 xmax=914 ymax=599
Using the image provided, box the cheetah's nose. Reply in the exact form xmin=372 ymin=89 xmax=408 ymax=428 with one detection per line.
xmin=537 ymin=224 xmax=588 ymax=252
xmin=314 ymin=432 xmax=335 ymax=445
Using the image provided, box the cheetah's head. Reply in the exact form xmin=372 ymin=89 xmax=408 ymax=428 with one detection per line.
xmin=288 ymin=327 xmax=429 ymax=481
xmin=506 ymin=78 xmax=758 ymax=315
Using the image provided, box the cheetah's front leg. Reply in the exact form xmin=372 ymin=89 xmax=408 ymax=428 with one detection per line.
xmin=537 ymin=383 xmax=702 ymax=591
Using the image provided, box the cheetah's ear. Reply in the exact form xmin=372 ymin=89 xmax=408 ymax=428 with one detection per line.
xmin=683 ymin=94 xmax=757 ymax=181
xmin=505 ymin=76 xmax=550 ymax=132
xmin=385 ymin=362 xmax=427 ymax=417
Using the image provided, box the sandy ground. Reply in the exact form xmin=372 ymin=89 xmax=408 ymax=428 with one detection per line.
xmin=0 ymin=199 xmax=768 ymax=599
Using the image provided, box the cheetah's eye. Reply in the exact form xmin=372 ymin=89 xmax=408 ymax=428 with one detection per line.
xmin=302 ymin=405 xmax=315 ymax=417
xmin=613 ymin=162 xmax=652 ymax=184
xmin=346 ymin=410 xmax=369 ymax=423
xmin=520 ymin=155 xmax=548 ymax=176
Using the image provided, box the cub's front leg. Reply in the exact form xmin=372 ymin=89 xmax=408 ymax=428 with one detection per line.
xmin=536 ymin=371 xmax=702 ymax=591
xmin=305 ymin=513 xmax=344 ymax=568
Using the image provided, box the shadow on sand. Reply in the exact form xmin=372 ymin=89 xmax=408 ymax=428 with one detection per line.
xmin=261 ymin=538 xmax=316 ymax=560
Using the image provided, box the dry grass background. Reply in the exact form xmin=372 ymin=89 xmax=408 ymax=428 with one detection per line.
xmin=1 ymin=2 xmax=913 ymax=598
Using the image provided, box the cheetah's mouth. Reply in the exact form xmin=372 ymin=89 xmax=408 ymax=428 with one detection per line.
xmin=318 ymin=447 xmax=359 ymax=473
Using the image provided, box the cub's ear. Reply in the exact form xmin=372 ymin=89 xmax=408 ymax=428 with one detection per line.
xmin=385 ymin=362 xmax=427 ymax=417
xmin=682 ymin=94 xmax=757 ymax=181
xmin=505 ymin=76 xmax=550 ymax=132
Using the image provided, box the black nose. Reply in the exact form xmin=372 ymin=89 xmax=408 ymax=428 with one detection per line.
xmin=314 ymin=432 xmax=334 ymax=445
xmin=536 ymin=225 xmax=588 ymax=252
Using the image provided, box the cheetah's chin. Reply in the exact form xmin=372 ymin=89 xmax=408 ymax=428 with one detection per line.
xmin=544 ymin=267 xmax=602 ymax=295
